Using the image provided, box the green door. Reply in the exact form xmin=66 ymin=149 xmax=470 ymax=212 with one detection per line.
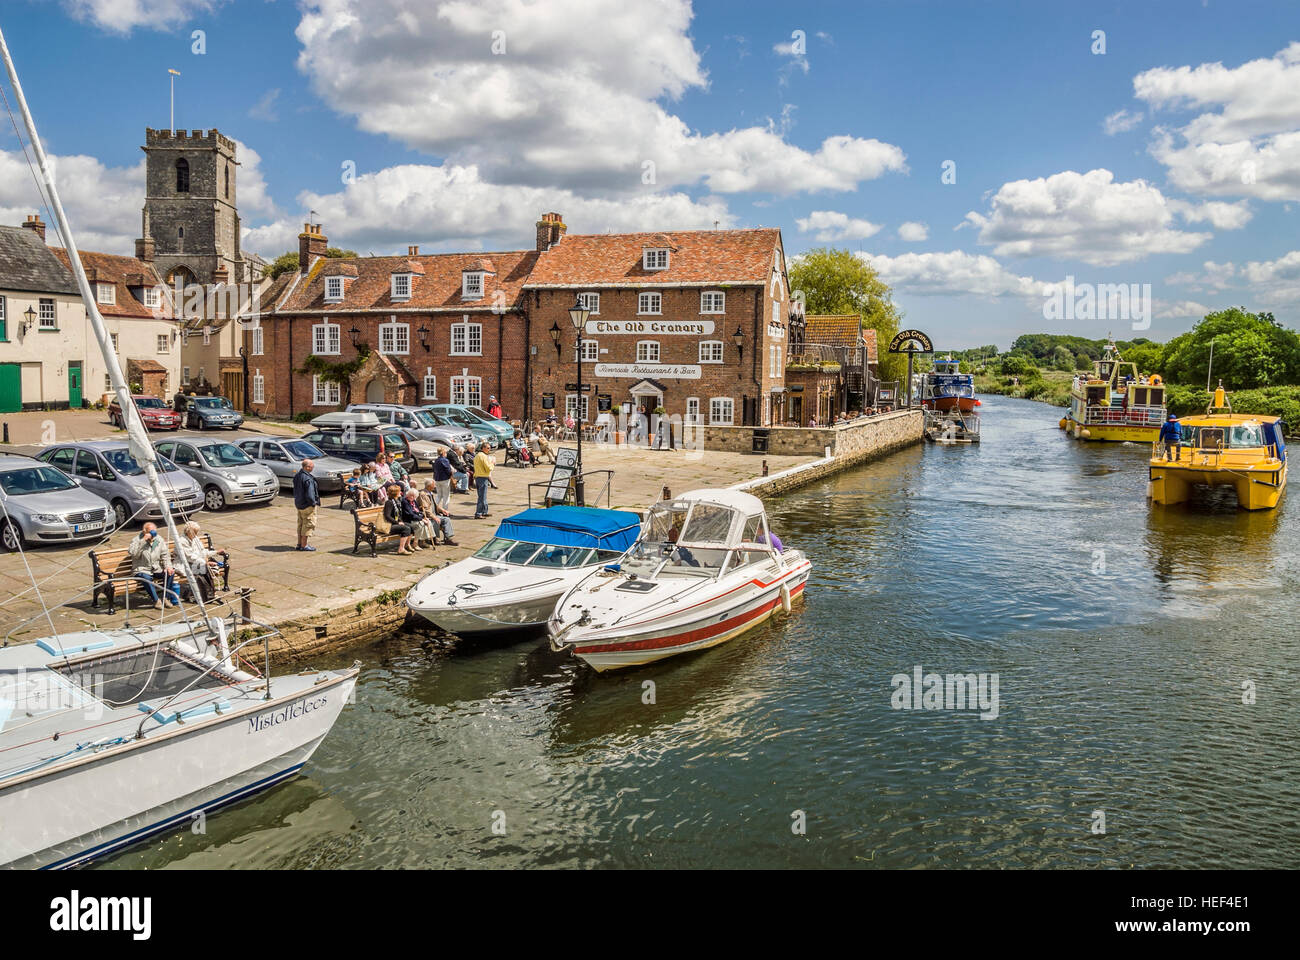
xmin=68 ymin=361 xmax=82 ymax=408
xmin=0 ymin=363 xmax=20 ymax=413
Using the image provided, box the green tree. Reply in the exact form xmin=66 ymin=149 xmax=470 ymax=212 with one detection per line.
xmin=1000 ymin=355 xmax=1037 ymax=377
xmin=788 ymin=247 xmax=907 ymax=382
xmin=1051 ymin=345 xmax=1075 ymax=371
xmin=1160 ymin=307 xmax=1300 ymax=389
xmin=297 ymin=343 xmax=371 ymax=408
xmin=266 ymin=246 xmax=359 ymax=280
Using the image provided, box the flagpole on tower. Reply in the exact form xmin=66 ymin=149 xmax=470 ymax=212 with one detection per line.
xmin=168 ymin=69 xmax=180 ymax=133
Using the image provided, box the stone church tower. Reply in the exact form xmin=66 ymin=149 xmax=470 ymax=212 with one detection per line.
xmin=136 ymin=127 xmax=245 ymax=286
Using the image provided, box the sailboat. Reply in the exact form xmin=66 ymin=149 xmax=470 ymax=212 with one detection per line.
xmin=0 ymin=24 xmax=358 ymax=868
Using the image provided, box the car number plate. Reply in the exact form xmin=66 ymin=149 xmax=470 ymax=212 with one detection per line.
xmin=73 ymin=522 xmax=103 ymax=533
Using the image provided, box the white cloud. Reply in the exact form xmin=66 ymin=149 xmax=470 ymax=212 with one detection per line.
xmin=248 ymin=89 xmax=281 ymax=123
xmin=795 ymin=210 xmax=882 ymax=243
xmin=1164 ymin=260 xmax=1237 ymax=291
xmin=1166 ymin=198 xmax=1252 ymax=230
xmin=60 ymin=0 xmax=225 ymax=33
xmin=1136 ymin=43 xmax=1300 ymax=201
xmin=231 ymin=140 xmax=278 ymax=220
xmin=294 ymin=0 xmax=905 ymax=195
xmin=860 ymin=250 xmax=1045 ymax=300
xmin=897 ymin=221 xmax=928 ymax=242
xmin=242 ymin=162 xmax=734 ymax=257
xmin=1155 ymin=299 xmax=1211 ymax=320
xmin=1241 ymin=249 xmax=1300 ymax=305
xmin=963 ymin=168 xmax=1211 ymax=266
xmin=1102 ymin=109 xmax=1144 ymax=135
xmin=0 ymin=148 xmax=142 ymax=253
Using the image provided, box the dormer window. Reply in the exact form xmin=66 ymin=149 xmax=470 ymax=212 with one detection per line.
xmin=325 ymin=276 xmax=346 ymax=303
xmin=96 ymin=283 xmax=115 ymax=306
xmin=643 ymin=248 xmax=669 ymax=270
xmin=462 ymin=271 xmax=485 ymax=299
xmin=391 ymin=273 xmax=411 ymax=301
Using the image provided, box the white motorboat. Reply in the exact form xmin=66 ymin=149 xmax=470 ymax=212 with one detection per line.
xmin=548 ymin=489 xmax=810 ymax=671
xmin=405 ymin=506 xmax=643 ymax=638
xmin=0 ymin=28 xmax=357 ymax=868
xmin=0 ymin=620 xmax=357 ymax=869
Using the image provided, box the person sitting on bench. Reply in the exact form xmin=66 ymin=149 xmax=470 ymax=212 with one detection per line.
xmin=129 ymin=522 xmax=179 ymax=609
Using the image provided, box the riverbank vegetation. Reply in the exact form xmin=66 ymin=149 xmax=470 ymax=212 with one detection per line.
xmin=965 ymin=308 xmax=1300 ymax=423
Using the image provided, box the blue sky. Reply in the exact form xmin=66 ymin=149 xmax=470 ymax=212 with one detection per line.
xmin=1 ymin=0 xmax=1297 ymax=350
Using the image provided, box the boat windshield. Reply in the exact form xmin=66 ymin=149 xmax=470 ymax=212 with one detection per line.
xmin=679 ymin=503 xmax=736 ymax=545
xmin=621 ymin=539 xmax=729 ymax=578
xmin=474 ymin=537 xmax=541 ymax=564
xmin=1186 ymin=423 xmax=1265 ymax=448
xmin=529 ymin=545 xmax=595 ymax=568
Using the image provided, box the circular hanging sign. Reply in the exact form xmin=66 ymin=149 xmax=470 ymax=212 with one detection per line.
xmin=888 ymin=329 xmax=934 ymax=353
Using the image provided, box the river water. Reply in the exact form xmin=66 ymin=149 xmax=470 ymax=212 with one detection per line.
xmin=99 ymin=395 xmax=1300 ymax=869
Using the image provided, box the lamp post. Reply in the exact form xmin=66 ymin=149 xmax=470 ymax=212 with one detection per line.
xmin=22 ymin=306 xmax=36 ymax=336
xmin=568 ymin=297 xmax=590 ymax=506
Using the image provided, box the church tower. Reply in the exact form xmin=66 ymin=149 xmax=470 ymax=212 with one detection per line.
xmin=137 ymin=127 xmax=244 ymax=286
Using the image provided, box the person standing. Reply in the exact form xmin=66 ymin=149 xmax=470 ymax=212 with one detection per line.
xmin=294 ymin=458 xmax=320 ymax=551
xmin=473 ymin=440 xmax=495 ymax=519
xmin=1159 ymin=414 xmax=1183 ymax=461
xmin=432 ymin=447 xmax=453 ymax=515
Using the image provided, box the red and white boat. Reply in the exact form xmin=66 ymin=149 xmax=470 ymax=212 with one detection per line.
xmin=548 ymin=489 xmax=810 ymax=671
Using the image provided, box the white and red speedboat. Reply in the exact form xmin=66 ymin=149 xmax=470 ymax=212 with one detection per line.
xmin=548 ymin=489 xmax=810 ymax=671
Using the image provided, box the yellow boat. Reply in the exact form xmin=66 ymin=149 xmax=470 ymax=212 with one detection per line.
xmin=1059 ymin=339 xmax=1167 ymax=442
xmin=1148 ymin=384 xmax=1289 ymax=511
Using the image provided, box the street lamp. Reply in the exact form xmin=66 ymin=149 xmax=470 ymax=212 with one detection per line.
xmin=732 ymin=324 xmax=745 ymax=375
xmin=548 ymin=321 xmax=562 ymax=357
xmin=22 ymin=306 xmax=36 ymax=336
xmin=568 ymin=297 xmax=591 ymax=507
xmin=417 ymin=325 xmax=430 ymax=351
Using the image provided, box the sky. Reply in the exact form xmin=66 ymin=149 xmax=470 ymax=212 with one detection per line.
xmin=0 ymin=0 xmax=1297 ymax=350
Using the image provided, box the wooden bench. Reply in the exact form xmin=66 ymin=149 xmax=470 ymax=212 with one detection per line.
xmin=90 ymin=533 xmax=230 ymax=614
xmin=352 ymin=505 xmax=403 ymax=556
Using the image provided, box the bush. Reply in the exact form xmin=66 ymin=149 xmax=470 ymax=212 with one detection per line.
xmin=1000 ymin=355 xmax=1038 ymax=377
xmin=292 ymin=411 xmax=315 ymax=423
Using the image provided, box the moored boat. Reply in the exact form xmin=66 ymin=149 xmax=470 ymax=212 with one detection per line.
xmin=548 ymin=489 xmax=810 ymax=671
xmin=1148 ymin=384 xmax=1288 ymax=511
xmin=405 ymin=506 xmax=642 ymax=638
xmin=920 ymin=357 xmax=977 ymax=413
xmin=1062 ymin=339 xmax=1167 ymax=441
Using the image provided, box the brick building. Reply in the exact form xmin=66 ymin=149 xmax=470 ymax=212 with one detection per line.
xmin=783 ymin=314 xmax=879 ymax=422
xmin=524 ymin=216 xmax=793 ymax=427
xmin=252 ymin=224 xmax=537 ymax=419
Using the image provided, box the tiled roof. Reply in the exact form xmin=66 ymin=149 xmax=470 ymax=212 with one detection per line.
xmin=276 ymin=250 xmax=539 ymax=313
xmin=862 ymin=328 xmax=878 ymax=364
xmin=0 ymin=225 xmax=80 ymax=296
xmin=523 ymin=228 xmax=782 ymax=287
xmin=805 ymin=314 xmax=861 ymax=348
xmin=50 ymin=248 xmax=168 ymax=319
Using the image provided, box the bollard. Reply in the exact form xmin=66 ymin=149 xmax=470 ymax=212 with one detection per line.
xmin=239 ymin=586 xmax=252 ymax=622
xmin=762 ymin=459 xmax=769 ymax=477
xmin=2 ymin=422 xmax=7 ymax=445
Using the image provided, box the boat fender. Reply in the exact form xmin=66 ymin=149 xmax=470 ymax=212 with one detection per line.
xmin=1081 ymin=428 xmax=1091 ymax=439
xmin=780 ymin=582 xmax=792 ymax=614
xmin=1058 ymin=418 xmax=1068 ymax=430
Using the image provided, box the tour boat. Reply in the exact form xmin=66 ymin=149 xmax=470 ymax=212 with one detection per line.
xmin=548 ymin=489 xmax=810 ymax=671
xmin=1061 ymin=340 xmax=1167 ymax=442
xmin=405 ymin=506 xmax=642 ymax=638
xmin=0 ymin=28 xmax=357 ymax=868
xmin=920 ymin=357 xmax=976 ymax=413
xmin=1148 ymin=384 xmax=1288 ymax=511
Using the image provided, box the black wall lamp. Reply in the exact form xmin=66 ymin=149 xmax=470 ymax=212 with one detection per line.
xmin=732 ymin=325 xmax=745 ymax=362
xmin=417 ymin=324 xmax=430 ymax=351
xmin=21 ymin=306 xmax=36 ymax=336
xmin=548 ymin=320 xmax=562 ymax=357
xmin=348 ymin=326 xmax=361 ymax=348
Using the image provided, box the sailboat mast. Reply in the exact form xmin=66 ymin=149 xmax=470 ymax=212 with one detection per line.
xmin=0 ymin=22 xmax=206 ymax=616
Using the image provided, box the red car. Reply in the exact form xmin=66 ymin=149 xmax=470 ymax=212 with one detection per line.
xmin=108 ymin=394 xmax=182 ymax=431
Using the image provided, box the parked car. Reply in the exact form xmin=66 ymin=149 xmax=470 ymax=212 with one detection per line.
xmin=180 ymin=395 xmax=244 ymax=430
xmin=346 ymin=403 xmax=475 ymax=448
xmin=376 ymin=426 xmax=443 ymax=469
xmin=34 ymin=441 xmax=202 ymax=529
xmin=303 ymin=413 xmax=417 ymax=471
xmin=154 ymin=437 xmax=278 ymax=511
xmin=0 ymin=453 xmax=118 ymax=552
xmin=108 ymin=395 xmax=182 ymax=431
xmin=236 ymin=436 xmax=355 ymax=491
xmin=422 ymin=404 xmax=511 ymax=448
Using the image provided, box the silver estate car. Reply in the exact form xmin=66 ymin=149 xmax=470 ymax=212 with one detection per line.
xmin=236 ymin=436 xmax=355 ymax=492
xmin=154 ymin=437 xmax=278 ymax=511
xmin=0 ymin=453 xmax=118 ymax=552
xmin=346 ymin=404 xmax=476 ymax=448
xmin=36 ymin=441 xmax=203 ymax=528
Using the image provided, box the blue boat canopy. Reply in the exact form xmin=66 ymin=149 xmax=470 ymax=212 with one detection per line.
xmin=495 ymin=506 xmax=642 ymax=551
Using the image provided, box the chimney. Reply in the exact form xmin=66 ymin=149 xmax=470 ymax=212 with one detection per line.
xmin=135 ymin=236 xmax=156 ymax=263
xmin=21 ymin=214 xmax=46 ymax=243
xmin=299 ymin=223 xmax=327 ymax=274
xmin=408 ymin=245 xmax=419 ymax=256
xmin=535 ymin=211 xmax=566 ymax=251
